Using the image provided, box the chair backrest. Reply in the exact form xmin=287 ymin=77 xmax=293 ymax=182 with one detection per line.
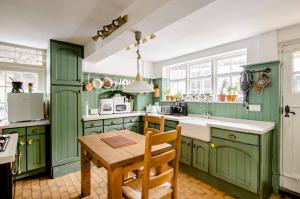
xmin=142 ymin=125 xmax=181 ymax=199
xmin=143 ymin=114 xmax=165 ymax=135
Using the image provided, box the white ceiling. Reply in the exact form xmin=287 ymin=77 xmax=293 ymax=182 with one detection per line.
xmin=116 ymin=0 xmax=300 ymax=62
xmin=0 ymin=0 xmax=134 ymax=49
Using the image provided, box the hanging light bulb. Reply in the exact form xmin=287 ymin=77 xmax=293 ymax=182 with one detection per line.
xmin=123 ymin=31 xmax=154 ymax=93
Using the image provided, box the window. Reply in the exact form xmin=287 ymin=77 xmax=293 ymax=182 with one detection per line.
xmin=0 ymin=43 xmax=45 ymax=66
xmin=0 ymin=42 xmax=45 ymax=120
xmin=168 ymin=65 xmax=186 ymax=95
xmin=293 ymin=52 xmax=300 ymax=93
xmin=165 ymin=49 xmax=247 ymax=97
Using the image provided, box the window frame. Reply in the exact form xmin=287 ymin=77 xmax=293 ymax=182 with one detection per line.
xmin=165 ymin=49 xmax=247 ymax=96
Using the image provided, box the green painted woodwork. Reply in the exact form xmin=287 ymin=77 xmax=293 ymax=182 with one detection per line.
xmin=192 ymin=139 xmax=209 ymax=173
xmin=103 ymin=124 xmax=123 ymax=132
xmin=83 ymin=120 xmax=103 ymax=129
xmin=103 ymin=118 xmax=123 ymax=126
xmin=51 ymin=85 xmax=82 ymax=167
xmin=165 ymin=127 xmax=175 ymax=131
xmin=124 ymin=116 xmax=140 ymax=123
xmin=83 ymin=127 xmax=103 ymax=135
xmin=180 ymin=136 xmax=192 ymax=165
xmin=17 ymin=136 xmax=27 ymax=174
xmin=124 ymin=122 xmax=140 ymax=133
xmin=2 ymin=127 xmax=26 ymax=136
xmin=27 ymin=134 xmax=46 ymax=171
xmin=180 ymin=163 xmax=260 ymax=199
xmin=212 ymin=128 xmax=259 ymax=146
xmin=27 ymin=125 xmax=46 ymax=135
xmin=50 ymin=40 xmax=83 ymax=86
xmin=51 ymin=161 xmax=80 ymax=179
xmin=15 ymin=168 xmax=47 ymax=180
xmin=165 ymin=120 xmax=177 ymax=128
xmin=159 ymin=61 xmax=281 ymax=192
xmin=210 ymin=137 xmax=259 ymax=193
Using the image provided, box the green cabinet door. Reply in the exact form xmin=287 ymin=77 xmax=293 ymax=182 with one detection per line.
xmin=180 ymin=136 xmax=192 ymax=165
xmin=192 ymin=139 xmax=209 ymax=172
xmin=210 ymin=137 xmax=259 ymax=193
xmin=103 ymin=124 xmax=123 ymax=132
xmin=124 ymin=122 xmax=140 ymax=134
xmin=50 ymin=40 xmax=83 ymax=86
xmin=27 ymin=134 xmax=46 ymax=171
xmin=16 ymin=136 xmax=27 ymax=174
xmin=83 ymin=127 xmax=103 ymax=136
xmin=51 ymin=86 xmax=82 ymax=166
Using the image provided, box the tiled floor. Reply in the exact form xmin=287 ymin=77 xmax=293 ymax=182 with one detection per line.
xmin=14 ymin=167 xmax=279 ymax=199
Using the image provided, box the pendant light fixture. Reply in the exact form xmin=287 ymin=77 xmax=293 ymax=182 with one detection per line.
xmin=123 ymin=31 xmax=154 ymax=93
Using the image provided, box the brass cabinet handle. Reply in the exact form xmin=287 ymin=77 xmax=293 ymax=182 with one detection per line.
xmin=19 ymin=140 xmax=26 ymax=145
xmin=211 ymin=143 xmax=216 ymax=148
xmin=228 ymin=134 xmax=237 ymax=141
xmin=32 ymin=128 xmax=40 ymax=133
xmin=28 ymin=139 xmax=33 ymax=145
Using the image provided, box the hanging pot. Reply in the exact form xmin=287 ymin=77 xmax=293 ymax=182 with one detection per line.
xmin=84 ymin=73 xmax=93 ymax=91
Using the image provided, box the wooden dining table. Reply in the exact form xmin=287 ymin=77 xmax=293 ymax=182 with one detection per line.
xmin=78 ymin=130 xmax=172 ymax=199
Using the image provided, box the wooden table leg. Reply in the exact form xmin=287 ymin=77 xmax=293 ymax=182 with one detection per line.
xmin=107 ymin=167 xmax=123 ymax=199
xmin=81 ymin=147 xmax=91 ymax=197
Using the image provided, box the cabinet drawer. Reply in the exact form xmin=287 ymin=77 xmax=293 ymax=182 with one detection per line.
xmin=165 ymin=120 xmax=178 ymax=128
xmin=103 ymin=124 xmax=123 ymax=132
xmin=84 ymin=127 xmax=103 ymax=136
xmin=3 ymin=127 xmax=26 ymax=136
xmin=104 ymin=118 xmax=123 ymax=126
xmin=84 ymin=120 xmax=103 ymax=129
xmin=212 ymin=128 xmax=259 ymax=146
xmin=124 ymin=116 xmax=140 ymax=123
xmin=27 ymin=126 xmax=46 ymax=135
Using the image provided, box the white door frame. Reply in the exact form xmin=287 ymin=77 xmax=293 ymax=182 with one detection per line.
xmin=279 ymin=38 xmax=300 ymax=192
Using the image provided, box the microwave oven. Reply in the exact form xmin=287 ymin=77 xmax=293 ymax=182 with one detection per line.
xmin=99 ymin=99 xmax=113 ymax=115
xmin=114 ymin=102 xmax=131 ymax=114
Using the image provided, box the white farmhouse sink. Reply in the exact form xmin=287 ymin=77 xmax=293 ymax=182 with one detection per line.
xmin=179 ymin=118 xmax=211 ymax=142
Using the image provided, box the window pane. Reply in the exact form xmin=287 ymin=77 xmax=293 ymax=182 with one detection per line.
xmin=0 ymin=87 xmax=6 ymax=102
xmin=231 ymin=55 xmax=246 ymax=72
xmin=0 ymin=70 xmax=5 ymax=86
xmin=190 ymin=62 xmax=211 ymax=78
xmin=190 ymin=78 xmax=211 ymax=94
xmin=6 ymin=71 xmax=22 ymax=86
xmin=169 ymin=69 xmax=178 ymax=80
xmin=217 ymin=58 xmax=231 ymax=74
xmin=177 ymin=80 xmax=186 ymax=94
xmin=231 ymin=75 xmax=241 ymax=95
xmin=0 ymin=102 xmax=6 ymax=120
xmin=293 ymin=74 xmax=300 ymax=93
xmin=293 ymin=53 xmax=300 ymax=72
xmin=22 ymin=72 xmax=38 ymax=92
xmin=216 ymin=76 xmax=230 ymax=94
xmin=177 ymin=67 xmax=186 ymax=79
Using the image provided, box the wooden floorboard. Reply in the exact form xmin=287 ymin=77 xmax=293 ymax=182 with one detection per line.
xmin=14 ymin=167 xmax=279 ymax=199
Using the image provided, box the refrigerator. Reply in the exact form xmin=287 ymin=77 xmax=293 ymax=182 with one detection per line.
xmin=8 ymin=93 xmax=44 ymax=122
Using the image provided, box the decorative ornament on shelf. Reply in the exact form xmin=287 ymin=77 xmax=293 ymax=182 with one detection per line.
xmin=92 ymin=15 xmax=128 ymax=41
xmin=123 ymin=31 xmax=154 ymax=93
xmin=126 ymin=33 xmax=156 ymax=51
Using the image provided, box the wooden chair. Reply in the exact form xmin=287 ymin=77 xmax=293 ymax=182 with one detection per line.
xmin=143 ymin=114 xmax=165 ymax=135
xmin=122 ymin=125 xmax=182 ymax=199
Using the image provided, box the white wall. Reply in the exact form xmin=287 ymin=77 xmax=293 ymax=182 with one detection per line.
xmin=152 ymin=31 xmax=279 ymax=78
xmin=83 ymin=54 xmax=154 ymax=78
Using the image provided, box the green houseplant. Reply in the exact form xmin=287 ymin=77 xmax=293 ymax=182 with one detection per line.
xmin=226 ymin=84 xmax=239 ymax=102
xmin=164 ymin=88 xmax=171 ymax=101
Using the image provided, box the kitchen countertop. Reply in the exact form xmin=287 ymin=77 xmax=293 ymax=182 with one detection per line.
xmin=0 ymin=133 xmax=18 ymax=164
xmin=82 ymin=112 xmax=275 ymax=135
xmin=0 ymin=119 xmax=50 ymax=133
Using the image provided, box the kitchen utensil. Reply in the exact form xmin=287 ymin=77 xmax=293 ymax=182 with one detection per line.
xmin=240 ymin=70 xmax=253 ymax=106
xmin=254 ymin=73 xmax=272 ymax=94
xmin=112 ymin=80 xmax=119 ymax=89
xmin=92 ymin=78 xmax=103 ymax=89
xmin=84 ymin=73 xmax=93 ymax=91
xmin=103 ymin=77 xmax=113 ymax=89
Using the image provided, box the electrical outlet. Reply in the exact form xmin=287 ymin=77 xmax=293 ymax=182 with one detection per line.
xmin=248 ymin=104 xmax=261 ymax=112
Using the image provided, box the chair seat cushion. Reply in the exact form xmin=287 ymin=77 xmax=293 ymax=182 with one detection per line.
xmin=123 ymin=180 xmax=172 ymax=199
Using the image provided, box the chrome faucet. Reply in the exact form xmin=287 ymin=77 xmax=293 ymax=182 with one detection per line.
xmin=203 ymin=94 xmax=210 ymax=119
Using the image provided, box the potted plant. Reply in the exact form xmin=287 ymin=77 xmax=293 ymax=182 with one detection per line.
xmin=226 ymin=84 xmax=239 ymax=102
xmin=164 ymin=88 xmax=171 ymax=101
xmin=218 ymin=79 xmax=228 ymax=102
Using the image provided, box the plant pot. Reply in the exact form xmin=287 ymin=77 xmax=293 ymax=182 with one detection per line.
xmin=218 ymin=94 xmax=226 ymax=102
xmin=166 ymin=96 xmax=171 ymax=101
xmin=170 ymin=96 xmax=174 ymax=101
xmin=227 ymin=95 xmax=238 ymax=102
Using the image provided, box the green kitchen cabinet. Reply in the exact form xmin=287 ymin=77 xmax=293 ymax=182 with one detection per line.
xmin=180 ymin=136 xmax=192 ymax=165
xmin=16 ymin=136 xmax=27 ymax=174
xmin=83 ymin=127 xmax=103 ymax=136
xmin=192 ymin=139 xmax=209 ymax=173
xmin=210 ymin=137 xmax=259 ymax=193
xmin=103 ymin=124 xmax=123 ymax=132
xmin=26 ymin=134 xmax=46 ymax=171
xmin=50 ymin=40 xmax=83 ymax=86
xmin=124 ymin=122 xmax=140 ymax=134
xmin=51 ymin=85 xmax=82 ymax=167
